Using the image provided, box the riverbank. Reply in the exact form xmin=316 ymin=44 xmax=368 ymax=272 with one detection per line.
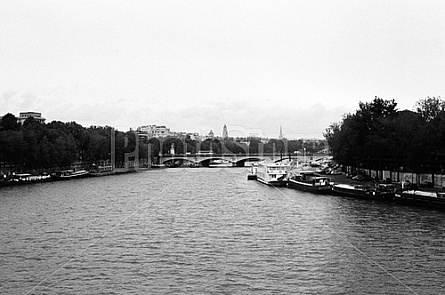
xmin=328 ymin=172 xmax=445 ymax=193
xmin=321 ymin=172 xmax=445 ymax=210
xmin=0 ymin=166 xmax=151 ymax=187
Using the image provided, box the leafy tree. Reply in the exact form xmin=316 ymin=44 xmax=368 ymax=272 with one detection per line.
xmin=163 ymin=137 xmax=185 ymax=154
xmin=413 ymin=97 xmax=445 ymax=172
xmin=0 ymin=113 xmax=147 ymax=170
xmin=184 ymin=135 xmax=198 ymax=154
xmin=200 ymin=139 xmax=222 ymax=154
xmin=325 ymin=119 xmax=357 ymax=166
xmin=415 ymin=96 xmax=445 ymax=122
xmin=0 ymin=113 xmax=19 ymax=131
xmin=248 ymin=138 xmax=261 ymax=154
xmin=325 ymin=97 xmax=399 ymax=168
xmin=223 ymin=140 xmax=247 ymax=154
xmin=264 ymin=139 xmax=286 ymax=154
xmin=0 ymin=129 xmax=25 ymax=166
xmin=147 ymin=137 xmax=161 ymax=158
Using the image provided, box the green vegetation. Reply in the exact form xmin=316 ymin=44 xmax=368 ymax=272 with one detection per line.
xmin=0 ymin=115 xmax=141 ymax=172
xmin=0 ymin=114 xmax=327 ymax=171
xmin=146 ymin=136 xmax=325 ymax=157
xmin=324 ymin=96 xmax=445 ymax=174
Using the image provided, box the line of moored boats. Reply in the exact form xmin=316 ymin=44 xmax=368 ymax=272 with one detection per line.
xmin=0 ymin=165 xmax=115 ymax=187
xmin=249 ymin=161 xmax=445 ymax=209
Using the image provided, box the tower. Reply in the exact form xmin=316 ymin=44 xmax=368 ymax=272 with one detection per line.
xmin=279 ymin=126 xmax=283 ymax=140
xmin=222 ymin=124 xmax=228 ymax=139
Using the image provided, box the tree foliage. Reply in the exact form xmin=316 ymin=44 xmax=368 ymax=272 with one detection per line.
xmin=415 ymin=96 xmax=445 ymax=122
xmin=0 ymin=116 xmax=132 ymax=170
xmin=325 ymin=96 xmax=445 ymax=173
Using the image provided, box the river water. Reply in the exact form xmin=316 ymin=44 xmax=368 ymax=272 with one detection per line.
xmin=0 ymin=168 xmax=444 ymax=294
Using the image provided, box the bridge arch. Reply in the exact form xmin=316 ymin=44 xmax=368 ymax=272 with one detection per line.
xmin=158 ymin=154 xmax=289 ymax=167
xmin=232 ymin=157 xmax=263 ymax=167
xmin=199 ymin=138 xmax=223 ymax=154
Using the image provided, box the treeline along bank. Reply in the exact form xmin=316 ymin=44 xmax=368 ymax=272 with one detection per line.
xmin=325 ymin=96 xmax=445 ymax=184
xmin=0 ymin=113 xmax=326 ymax=174
xmin=2 ymin=95 xmax=443 ymax=180
xmin=0 ymin=115 xmax=128 ymax=173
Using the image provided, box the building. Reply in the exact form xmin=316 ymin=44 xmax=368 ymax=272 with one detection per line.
xmin=137 ymin=125 xmax=171 ymax=138
xmin=17 ymin=112 xmax=46 ymax=124
xmin=222 ymin=124 xmax=228 ymax=139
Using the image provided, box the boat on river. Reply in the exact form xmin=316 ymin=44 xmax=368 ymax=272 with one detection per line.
xmin=331 ymin=183 xmax=380 ymax=199
xmin=10 ymin=173 xmax=52 ymax=184
xmin=89 ymin=165 xmax=115 ymax=177
xmin=395 ymin=190 xmax=445 ymax=209
xmin=376 ymin=183 xmax=397 ymax=201
xmin=288 ymin=171 xmax=332 ymax=193
xmin=209 ymin=159 xmax=232 ymax=168
xmin=256 ymin=162 xmax=289 ymax=186
xmin=331 ymin=182 xmax=396 ymax=201
xmin=151 ymin=164 xmax=166 ymax=169
xmin=51 ymin=169 xmax=90 ymax=180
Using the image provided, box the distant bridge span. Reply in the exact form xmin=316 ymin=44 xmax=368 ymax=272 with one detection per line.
xmin=158 ymin=153 xmax=300 ymax=167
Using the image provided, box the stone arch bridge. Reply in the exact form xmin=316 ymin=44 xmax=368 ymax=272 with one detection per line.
xmin=159 ymin=153 xmax=295 ymax=167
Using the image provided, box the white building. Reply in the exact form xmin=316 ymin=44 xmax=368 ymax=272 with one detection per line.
xmin=17 ymin=112 xmax=46 ymax=124
xmin=137 ymin=125 xmax=171 ymax=138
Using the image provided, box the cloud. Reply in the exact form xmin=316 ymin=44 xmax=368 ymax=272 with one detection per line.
xmin=0 ymin=86 xmax=352 ymax=139
xmin=133 ymin=99 xmax=353 ymax=139
xmin=0 ymin=91 xmax=42 ymax=116
xmin=1 ymin=90 xmax=18 ymax=103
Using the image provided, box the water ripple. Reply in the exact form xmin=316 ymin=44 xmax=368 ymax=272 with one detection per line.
xmin=0 ymin=169 xmax=444 ymax=294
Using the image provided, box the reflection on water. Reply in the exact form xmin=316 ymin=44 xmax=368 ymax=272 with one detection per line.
xmin=0 ymin=168 xmax=444 ymax=294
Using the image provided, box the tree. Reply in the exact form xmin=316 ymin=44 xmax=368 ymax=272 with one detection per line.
xmin=414 ymin=96 xmax=445 ymax=172
xmin=248 ymin=138 xmax=261 ymax=154
xmin=0 ymin=129 xmax=26 ymax=166
xmin=223 ymin=140 xmax=247 ymax=154
xmin=0 ymin=113 xmax=19 ymax=131
xmin=324 ymin=120 xmax=355 ymax=166
xmin=415 ymin=96 xmax=445 ymax=122
xmin=324 ymin=97 xmax=399 ymax=168
xmin=184 ymin=135 xmax=198 ymax=154
xmin=163 ymin=137 xmax=185 ymax=154
xmin=358 ymin=97 xmax=398 ymax=121
xmin=200 ymin=139 xmax=222 ymax=154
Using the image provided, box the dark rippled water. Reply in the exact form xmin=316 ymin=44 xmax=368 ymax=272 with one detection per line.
xmin=0 ymin=168 xmax=444 ymax=294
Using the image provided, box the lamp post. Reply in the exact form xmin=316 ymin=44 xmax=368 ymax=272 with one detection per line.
xmin=303 ymin=147 xmax=307 ymax=164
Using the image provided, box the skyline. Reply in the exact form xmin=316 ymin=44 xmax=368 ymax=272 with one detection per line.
xmin=1 ymin=1 xmax=444 ymax=139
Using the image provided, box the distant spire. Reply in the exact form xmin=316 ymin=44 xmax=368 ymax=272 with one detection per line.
xmin=222 ymin=124 xmax=228 ymax=139
xmin=279 ymin=125 xmax=283 ymax=140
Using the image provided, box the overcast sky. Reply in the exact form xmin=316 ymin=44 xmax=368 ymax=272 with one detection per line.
xmin=1 ymin=0 xmax=444 ymax=139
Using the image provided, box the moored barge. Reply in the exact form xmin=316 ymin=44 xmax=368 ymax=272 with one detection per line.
xmin=51 ymin=169 xmax=90 ymax=180
xmin=288 ymin=171 xmax=331 ymax=193
xmin=256 ymin=162 xmax=289 ymax=186
xmin=395 ymin=190 xmax=445 ymax=209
